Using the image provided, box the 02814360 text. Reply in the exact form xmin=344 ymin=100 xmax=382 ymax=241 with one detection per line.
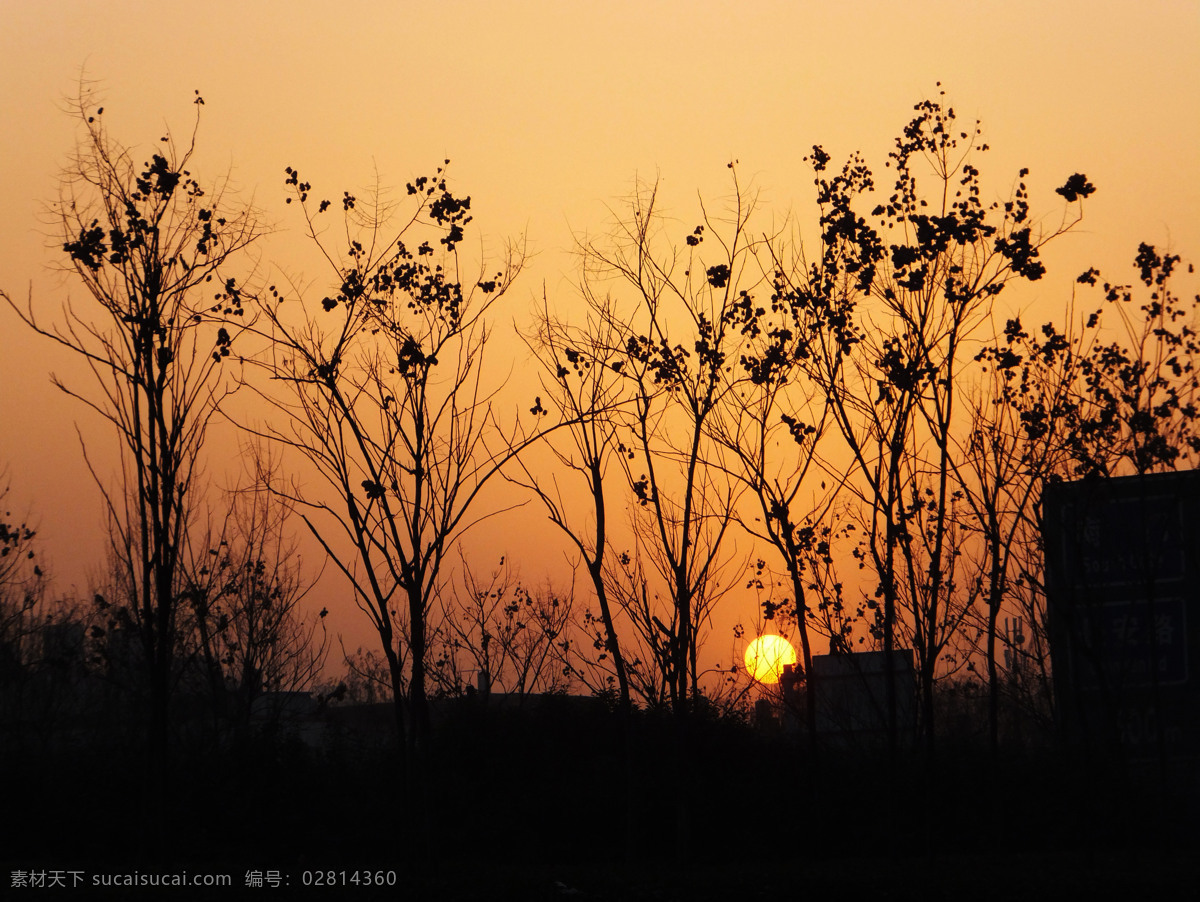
xmin=300 ymin=870 xmax=398 ymax=887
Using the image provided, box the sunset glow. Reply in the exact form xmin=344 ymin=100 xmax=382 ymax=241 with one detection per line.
xmin=0 ymin=4 xmax=1197 ymax=661
xmin=2 ymin=4 xmax=1198 ymax=891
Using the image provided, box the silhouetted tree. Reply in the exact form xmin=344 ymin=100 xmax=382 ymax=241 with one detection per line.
xmin=571 ymin=174 xmax=750 ymax=718
xmin=1070 ymin=245 xmax=1200 ymax=477
xmin=514 ymin=295 xmax=633 ymax=714
xmin=960 ymin=321 xmax=1079 ymax=756
xmin=0 ymin=473 xmax=57 ymax=748
xmin=969 ymin=244 xmax=1199 ymax=750
xmin=2 ymin=89 xmax=260 ymax=798
xmin=186 ymin=450 xmax=328 ymax=741
xmin=245 ymin=164 xmax=527 ymax=777
xmin=709 ymin=216 xmax=840 ymax=743
xmin=554 ymin=172 xmax=766 ymax=861
xmin=430 ymin=551 xmax=572 ymax=699
xmin=0 ymin=472 xmax=43 ymax=628
xmin=341 ymin=644 xmax=393 ymax=704
xmin=772 ymin=87 xmax=1093 ymax=752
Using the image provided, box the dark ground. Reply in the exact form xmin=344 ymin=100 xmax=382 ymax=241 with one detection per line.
xmin=5 ymin=700 xmax=1197 ymax=900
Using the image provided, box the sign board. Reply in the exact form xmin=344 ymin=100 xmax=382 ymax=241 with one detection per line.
xmin=1043 ymin=470 xmax=1200 ymax=761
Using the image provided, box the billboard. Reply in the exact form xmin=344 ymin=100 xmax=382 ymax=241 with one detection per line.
xmin=1042 ymin=470 xmax=1200 ymax=761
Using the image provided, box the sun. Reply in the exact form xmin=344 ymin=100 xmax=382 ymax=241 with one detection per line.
xmin=744 ymin=635 xmax=798 ymax=684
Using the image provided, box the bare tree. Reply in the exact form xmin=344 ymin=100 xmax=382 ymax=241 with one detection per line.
xmin=569 ymin=174 xmax=753 ymax=717
xmin=955 ymin=312 xmax=1084 ymax=755
xmin=773 ymin=89 xmax=1092 ymax=752
xmin=706 ymin=223 xmax=841 ymax=741
xmin=430 ymin=551 xmax=572 ymax=699
xmin=0 ymin=472 xmax=44 ymax=634
xmin=517 ymin=172 xmax=758 ymax=859
xmin=963 ymin=244 xmax=1200 ymax=751
xmin=245 ymin=163 xmax=528 ymax=770
xmin=514 ymin=295 xmax=633 ymax=712
xmin=341 ymin=644 xmax=393 ymax=704
xmin=2 ymin=89 xmax=261 ymax=791
xmin=185 ymin=449 xmax=328 ymax=741
xmin=0 ymin=473 xmax=55 ymax=748
xmin=1069 ymin=245 xmax=1200 ymax=477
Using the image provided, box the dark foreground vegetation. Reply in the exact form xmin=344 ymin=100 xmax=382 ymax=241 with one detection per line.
xmin=6 ymin=693 xmax=1197 ymax=900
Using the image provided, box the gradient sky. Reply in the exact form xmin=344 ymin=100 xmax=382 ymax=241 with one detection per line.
xmin=2 ymin=0 xmax=1198 ymax=660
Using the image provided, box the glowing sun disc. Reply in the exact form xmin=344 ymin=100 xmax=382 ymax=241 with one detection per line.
xmin=745 ymin=635 xmax=797 ymax=684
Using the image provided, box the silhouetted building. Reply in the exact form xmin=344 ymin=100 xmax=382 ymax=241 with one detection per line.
xmin=1044 ymin=470 xmax=1200 ymax=765
xmin=809 ymin=649 xmax=916 ymax=747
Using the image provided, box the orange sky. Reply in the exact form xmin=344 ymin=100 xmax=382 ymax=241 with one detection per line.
xmin=2 ymin=0 xmax=1198 ymax=666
